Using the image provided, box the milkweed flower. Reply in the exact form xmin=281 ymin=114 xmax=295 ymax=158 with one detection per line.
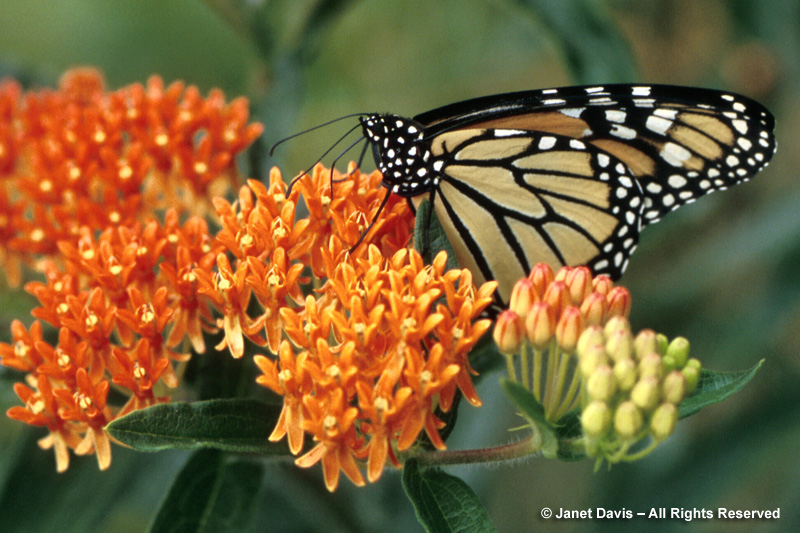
xmin=0 ymin=67 xmax=260 ymax=471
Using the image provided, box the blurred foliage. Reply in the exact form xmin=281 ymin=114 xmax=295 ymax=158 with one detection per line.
xmin=0 ymin=0 xmax=798 ymax=531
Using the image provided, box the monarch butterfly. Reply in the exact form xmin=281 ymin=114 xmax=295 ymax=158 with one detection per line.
xmin=285 ymin=85 xmax=776 ymax=305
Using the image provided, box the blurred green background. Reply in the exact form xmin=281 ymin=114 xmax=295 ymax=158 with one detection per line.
xmin=0 ymin=1 xmax=798 ymax=531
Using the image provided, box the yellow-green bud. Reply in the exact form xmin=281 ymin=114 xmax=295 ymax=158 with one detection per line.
xmin=581 ymin=400 xmax=611 ymax=437
xmin=587 ymin=364 xmax=616 ymax=402
xmin=665 ymin=337 xmax=690 ymax=368
xmin=682 ymin=362 xmax=701 ymax=394
xmin=614 ymin=358 xmax=638 ymax=391
xmin=605 ymin=328 xmax=633 ymax=362
xmin=614 ymin=400 xmax=643 ymax=439
xmin=578 ymin=343 xmax=609 ymax=379
xmin=603 ymin=315 xmax=630 ymax=338
xmin=577 ymin=325 xmax=604 ymax=355
xmin=650 ymin=403 xmax=678 ymax=441
xmin=633 ymin=329 xmax=658 ymax=360
xmin=631 ymin=376 xmax=660 ymax=411
xmin=656 ymin=333 xmax=669 ymax=355
xmin=638 ymin=352 xmax=665 ymax=380
xmin=662 ymin=370 xmax=687 ymax=404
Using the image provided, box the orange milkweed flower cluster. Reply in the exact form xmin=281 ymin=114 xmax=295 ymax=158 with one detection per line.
xmin=212 ymin=166 xmax=496 ymax=491
xmin=0 ymin=67 xmax=262 ymax=285
xmin=0 ymin=68 xmax=260 ymax=472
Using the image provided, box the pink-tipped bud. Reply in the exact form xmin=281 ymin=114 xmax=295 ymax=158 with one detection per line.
xmin=543 ymin=280 xmax=570 ymax=318
xmin=509 ymin=278 xmax=537 ymax=319
xmin=580 ymin=291 xmax=608 ymax=326
xmin=634 ymin=329 xmax=659 ymax=360
xmin=607 ymin=286 xmax=632 ymax=318
xmin=605 ymin=327 xmax=634 ymax=362
xmin=577 ymin=325 xmax=605 ymax=356
xmin=493 ymin=310 xmax=524 ymax=354
xmin=565 ymin=266 xmax=593 ymax=305
xmin=555 ymin=306 xmax=584 ymax=353
xmin=528 ymin=263 xmax=554 ymax=299
xmin=525 ymin=301 xmax=555 ymax=349
xmin=592 ymin=275 xmax=614 ymax=295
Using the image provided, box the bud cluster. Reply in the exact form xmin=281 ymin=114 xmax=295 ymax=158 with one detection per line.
xmin=492 ymin=264 xmax=632 ymax=421
xmin=577 ymin=317 xmax=701 ymax=463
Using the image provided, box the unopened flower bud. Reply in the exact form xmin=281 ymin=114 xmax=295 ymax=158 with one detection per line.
xmin=493 ymin=310 xmax=524 ymax=354
xmin=555 ymin=306 xmax=584 ymax=353
xmin=528 ymin=263 xmax=554 ymax=298
xmin=578 ymin=343 xmax=609 ymax=379
xmin=592 ymin=275 xmax=613 ymax=295
xmin=577 ymin=325 xmax=604 ymax=355
xmin=634 ymin=329 xmax=659 ymax=360
xmin=603 ymin=315 xmax=630 ymax=338
xmin=581 ymin=400 xmax=611 ymax=437
xmin=525 ymin=301 xmax=555 ymax=349
xmin=605 ymin=327 xmax=634 ymax=362
xmin=614 ymin=358 xmax=638 ymax=391
xmin=580 ymin=292 xmax=607 ymax=325
xmin=614 ymin=401 xmax=643 ymax=439
xmin=638 ymin=352 xmax=665 ymax=380
xmin=631 ymin=376 xmax=660 ymax=411
xmin=650 ymin=403 xmax=678 ymax=440
xmin=587 ymin=364 xmax=616 ymax=401
xmin=543 ymin=280 xmax=570 ymax=318
xmin=662 ymin=371 xmax=687 ymax=404
xmin=606 ymin=286 xmax=631 ymax=318
xmin=682 ymin=359 xmax=701 ymax=393
xmin=509 ymin=278 xmax=536 ymax=318
xmin=656 ymin=333 xmax=669 ymax=355
xmin=665 ymin=337 xmax=690 ymax=368
xmin=565 ymin=266 xmax=592 ymax=305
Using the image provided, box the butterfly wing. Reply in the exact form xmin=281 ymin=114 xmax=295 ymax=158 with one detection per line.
xmin=412 ymin=128 xmax=644 ymax=302
xmin=415 ymin=84 xmax=776 ymax=225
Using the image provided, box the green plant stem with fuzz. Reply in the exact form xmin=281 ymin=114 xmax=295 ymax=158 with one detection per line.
xmin=411 ymin=430 xmax=543 ymax=467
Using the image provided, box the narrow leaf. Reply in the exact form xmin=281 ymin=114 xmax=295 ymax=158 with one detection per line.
xmin=679 ymin=360 xmax=764 ymax=418
xmin=414 ymin=198 xmax=459 ymax=271
xmin=107 ymin=399 xmax=288 ymax=454
xmin=402 ymin=459 xmax=496 ymax=533
xmin=148 ymin=449 xmax=264 ymax=533
xmin=500 ymin=379 xmax=559 ymax=458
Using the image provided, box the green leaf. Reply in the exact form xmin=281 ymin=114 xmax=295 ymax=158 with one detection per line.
xmin=512 ymin=0 xmax=638 ymax=83
xmin=106 ymin=398 xmax=289 ymax=454
xmin=679 ymin=360 xmax=764 ymax=419
xmin=402 ymin=459 xmax=496 ymax=533
xmin=553 ymin=410 xmax=587 ymax=462
xmin=500 ymin=379 xmax=559 ymax=458
xmin=148 ymin=449 xmax=264 ymax=533
xmin=414 ymin=198 xmax=459 ymax=271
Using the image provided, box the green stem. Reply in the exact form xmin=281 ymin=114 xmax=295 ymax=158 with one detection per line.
xmin=411 ymin=430 xmax=543 ymax=467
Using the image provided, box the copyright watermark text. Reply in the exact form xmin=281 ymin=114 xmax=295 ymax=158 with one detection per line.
xmin=540 ymin=507 xmax=781 ymax=521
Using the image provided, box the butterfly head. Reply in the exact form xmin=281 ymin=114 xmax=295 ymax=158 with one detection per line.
xmin=360 ymin=114 xmax=438 ymax=197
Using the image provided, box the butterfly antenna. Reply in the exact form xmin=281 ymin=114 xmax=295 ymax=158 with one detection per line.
xmin=327 ymin=136 xmax=368 ymax=190
xmin=268 ymin=113 xmax=369 ymax=156
xmin=284 ymin=121 xmax=365 ymax=197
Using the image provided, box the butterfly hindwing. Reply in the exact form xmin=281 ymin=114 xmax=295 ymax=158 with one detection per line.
xmin=413 ymin=128 xmax=644 ymax=301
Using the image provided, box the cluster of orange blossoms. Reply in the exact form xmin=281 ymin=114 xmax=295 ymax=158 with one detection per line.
xmin=0 ymin=68 xmax=498 ymax=491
